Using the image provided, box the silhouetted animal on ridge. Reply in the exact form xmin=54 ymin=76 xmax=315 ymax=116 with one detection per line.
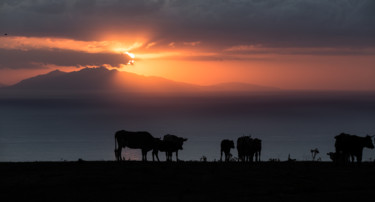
xmin=253 ymin=138 xmax=262 ymax=162
xmin=334 ymin=133 xmax=374 ymax=164
xmin=157 ymin=134 xmax=187 ymax=161
xmin=237 ymin=136 xmax=262 ymax=162
xmin=114 ymin=130 xmax=160 ymax=161
xmin=237 ymin=136 xmax=251 ymax=162
xmin=220 ymin=139 xmax=235 ymax=162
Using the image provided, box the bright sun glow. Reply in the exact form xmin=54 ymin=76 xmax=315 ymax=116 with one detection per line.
xmin=125 ymin=52 xmax=135 ymax=59
xmin=125 ymin=52 xmax=135 ymax=65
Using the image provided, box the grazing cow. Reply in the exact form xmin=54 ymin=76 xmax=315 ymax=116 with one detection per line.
xmin=158 ymin=134 xmax=188 ymax=161
xmin=220 ymin=139 xmax=235 ymax=162
xmin=237 ymin=136 xmax=262 ymax=162
xmin=114 ymin=130 xmax=160 ymax=161
xmin=334 ymin=133 xmax=374 ymax=164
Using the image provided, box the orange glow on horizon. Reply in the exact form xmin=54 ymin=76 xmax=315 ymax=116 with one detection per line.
xmin=0 ymin=35 xmax=374 ymax=91
xmin=121 ymin=54 xmax=375 ymax=90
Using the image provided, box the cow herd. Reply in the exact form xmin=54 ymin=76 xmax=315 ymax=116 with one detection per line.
xmin=114 ymin=129 xmax=263 ymax=163
xmin=115 ymin=130 xmax=374 ymax=165
xmin=331 ymin=133 xmax=374 ymax=165
xmin=114 ymin=130 xmax=187 ymax=162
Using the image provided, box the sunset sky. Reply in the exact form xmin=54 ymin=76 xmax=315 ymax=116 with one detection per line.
xmin=0 ymin=0 xmax=374 ymax=90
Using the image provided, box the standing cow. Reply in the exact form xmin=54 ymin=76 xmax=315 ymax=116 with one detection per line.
xmin=334 ymin=133 xmax=374 ymax=164
xmin=114 ymin=130 xmax=160 ymax=161
xmin=253 ymin=138 xmax=262 ymax=162
xmin=157 ymin=134 xmax=188 ymax=161
xmin=237 ymin=136 xmax=262 ymax=162
xmin=237 ymin=136 xmax=252 ymax=162
xmin=220 ymin=139 xmax=235 ymax=162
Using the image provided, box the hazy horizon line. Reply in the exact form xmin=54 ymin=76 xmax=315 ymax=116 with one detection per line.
xmin=1 ymin=66 xmax=374 ymax=92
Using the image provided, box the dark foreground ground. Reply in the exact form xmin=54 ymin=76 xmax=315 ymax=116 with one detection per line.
xmin=1 ymin=161 xmax=375 ymax=202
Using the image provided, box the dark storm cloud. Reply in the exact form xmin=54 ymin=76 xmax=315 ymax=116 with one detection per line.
xmin=1 ymin=0 xmax=374 ymax=49
xmin=0 ymin=49 xmax=130 ymax=69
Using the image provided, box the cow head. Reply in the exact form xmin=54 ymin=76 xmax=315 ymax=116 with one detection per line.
xmin=365 ymin=135 xmax=375 ymax=149
xmin=177 ymin=137 xmax=188 ymax=150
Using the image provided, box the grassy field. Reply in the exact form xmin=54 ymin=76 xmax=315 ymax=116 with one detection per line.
xmin=1 ymin=161 xmax=374 ymax=201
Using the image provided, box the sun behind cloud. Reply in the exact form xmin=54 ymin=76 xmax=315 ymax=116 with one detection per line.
xmin=125 ymin=52 xmax=135 ymax=65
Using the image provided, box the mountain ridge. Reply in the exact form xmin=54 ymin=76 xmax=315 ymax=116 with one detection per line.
xmin=3 ymin=67 xmax=280 ymax=93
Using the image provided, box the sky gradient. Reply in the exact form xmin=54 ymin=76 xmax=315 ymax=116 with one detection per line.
xmin=0 ymin=0 xmax=374 ymax=90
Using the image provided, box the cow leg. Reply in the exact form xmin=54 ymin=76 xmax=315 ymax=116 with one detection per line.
xmin=176 ymin=151 xmax=179 ymax=162
xmin=220 ymin=150 xmax=223 ymax=162
xmin=226 ymin=151 xmax=230 ymax=161
xmin=121 ymin=147 xmax=125 ymax=161
xmin=119 ymin=148 xmax=123 ymax=161
xmin=116 ymin=147 xmax=123 ymax=161
xmin=152 ymin=149 xmax=160 ymax=162
xmin=226 ymin=150 xmax=231 ymax=161
xmin=166 ymin=152 xmax=169 ymax=161
xmin=357 ymin=151 xmax=363 ymax=164
xmin=142 ymin=149 xmax=147 ymax=161
xmin=114 ymin=149 xmax=118 ymax=161
xmin=114 ymin=148 xmax=120 ymax=161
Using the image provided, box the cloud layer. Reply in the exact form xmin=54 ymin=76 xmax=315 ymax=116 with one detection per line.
xmin=1 ymin=0 xmax=374 ymax=69
xmin=2 ymin=0 xmax=374 ymax=46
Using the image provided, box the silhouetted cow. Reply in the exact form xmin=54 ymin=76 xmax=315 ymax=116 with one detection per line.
xmin=237 ymin=136 xmax=262 ymax=162
xmin=158 ymin=134 xmax=187 ymax=161
xmin=237 ymin=136 xmax=249 ymax=162
xmin=220 ymin=139 xmax=235 ymax=162
xmin=334 ymin=133 xmax=374 ymax=164
xmin=114 ymin=130 xmax=160 ymax=161
xmin=253 ymin=138 xmax=262 ymax=162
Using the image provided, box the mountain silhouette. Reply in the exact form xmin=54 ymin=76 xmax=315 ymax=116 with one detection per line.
xmin=4 ymin=67 xmax=280 ymax=93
